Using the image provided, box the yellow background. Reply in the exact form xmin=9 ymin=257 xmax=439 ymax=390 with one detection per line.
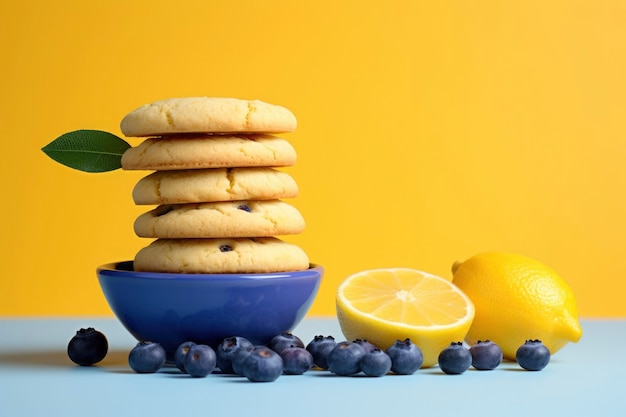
xmin=1 ymin=0 xmax=624 ymax=317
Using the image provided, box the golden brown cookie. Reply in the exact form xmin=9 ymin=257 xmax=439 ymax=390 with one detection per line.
xmin=120 ymin=97 xmax=297 ymax=137
xmin=121 ymin=134 xmax=297 ymax=170
xmin=134 ymin=200 xmax=305 ymax=238
xmin=132 ymin=167 xmax=298 ymax=205
xmin=133 ymin=237 xmax=310 ymax=273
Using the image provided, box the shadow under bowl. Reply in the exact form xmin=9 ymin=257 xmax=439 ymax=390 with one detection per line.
xmin=97 ymin=261 xmax=323 ymax=355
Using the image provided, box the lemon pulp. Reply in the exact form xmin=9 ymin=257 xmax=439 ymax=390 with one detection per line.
xmin=336 ymin=268 xmax=475 ymax=368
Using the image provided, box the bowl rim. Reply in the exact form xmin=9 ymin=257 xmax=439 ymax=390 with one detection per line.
xmin=97 ymin=261 xmax=323 ymax=281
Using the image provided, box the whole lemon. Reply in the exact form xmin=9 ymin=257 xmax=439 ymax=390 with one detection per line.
xmin=452 ymin=252 xmax=582 ymax=360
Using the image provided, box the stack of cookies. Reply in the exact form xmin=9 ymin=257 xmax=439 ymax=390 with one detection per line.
xmin=118 ymin=97 xmax=309 ymax=273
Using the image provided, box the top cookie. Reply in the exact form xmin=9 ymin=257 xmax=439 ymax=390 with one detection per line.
xmin=120 ymin=97 xmax=297 ymax=137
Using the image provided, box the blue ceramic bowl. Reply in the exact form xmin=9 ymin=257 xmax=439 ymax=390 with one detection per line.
xmin=97 ymin=261 xmax=323 ymax=355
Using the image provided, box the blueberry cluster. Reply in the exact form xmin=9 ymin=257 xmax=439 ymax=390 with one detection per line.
xmin=320 ymin=338 xmax=425 ymax=377
xmin=437 ymin=339 xmax=551 ymax=374
xmin=67 ymin=328 xmax=552 ymax=379
xmin=122 ymin=333 xmax=312 ymax=382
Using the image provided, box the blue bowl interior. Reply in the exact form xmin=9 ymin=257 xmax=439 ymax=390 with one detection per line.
xmin=97 ymin=262 xmax=323 ymax=354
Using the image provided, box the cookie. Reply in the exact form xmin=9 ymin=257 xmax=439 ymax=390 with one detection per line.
xmin=120 ymin=97 xmax=297 ymax=137
xmin=121 ymin=134 xmax=296 ymax=170
xmin=132 ymin=167 xmax=298 ymax=205
xmin=133 ymin=237 xmax=310 ymax=273
xmin=134 ymin=200 xmax=305 ymax=238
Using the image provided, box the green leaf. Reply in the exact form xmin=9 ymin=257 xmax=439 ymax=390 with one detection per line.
xmin=41 ymin=130 xmax=131 ymax=173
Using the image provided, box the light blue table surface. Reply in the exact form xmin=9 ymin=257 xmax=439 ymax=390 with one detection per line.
xmin=0 ymin=317 xmax=624 ymax=417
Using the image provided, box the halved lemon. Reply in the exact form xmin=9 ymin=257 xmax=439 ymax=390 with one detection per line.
xmin=336 ymin=268 xmax=475 ymax=367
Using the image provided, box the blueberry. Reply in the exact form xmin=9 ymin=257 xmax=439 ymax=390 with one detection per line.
xmin=241 ymin=346 xmax=284 ymax=382
xmin=353 ymin=339 xmax=378 ymax=353
xmin=305 ymin=335 xmax=337 ymax=370
xmin=232 ymin=343 xmax=256 ymax=376
xmin=385 ymin=338 xmax=423 ymax=375
xmin=516 ymin=339 xmax=551 ymax=371
xmin=268 ymin=332 xmax=305 ymax=354
xmin=438 ymin=342 xmax=472 ymax=375
xmin=237 ymin=204 xmax=252 ymax=212
xmin=184 ymin=344 xmax=216 ymax=377
xmin=216 ymin=336 xmax=254 ymax=374
xmin=128 ymin=341 xmax=166 ymax=373
xmin=470 ymin=340 xmax=503 ymax=370
xmin=327 ymin=341 xmax=366 ymax=376
xmin=280 ymin=347 xmax=314 ymax=375
xmin=67 ymin=327 xmax=108 ymax=366
xmin=360 ymin=348 xmax=392 ymax=377
xmin=174 ymin=341 xmax=196 ymax=373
